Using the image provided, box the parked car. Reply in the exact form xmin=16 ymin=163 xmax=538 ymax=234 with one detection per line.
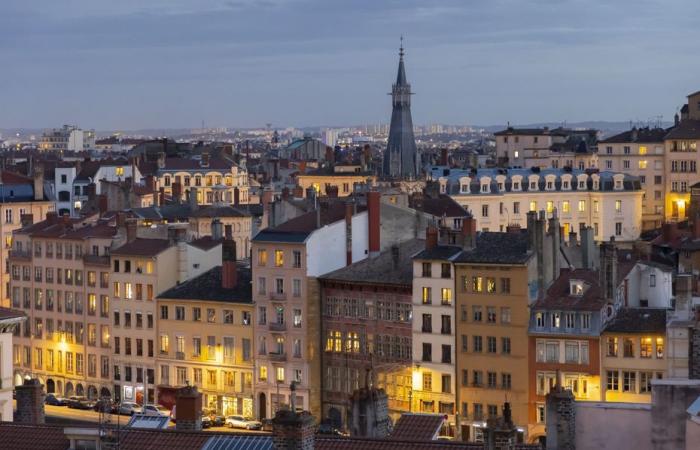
xmin=45 ymin=394 xmax=68 ymax=406
xmin=202 ymin=408 xmax=225 ymax=426
xmin=119 ymin=402 xmax=142 ymax=416
xmin=93 ymin=398 xmax=118 ymax=413
xmin=201 ymin=416 xmax=212 ymax=429
xmin=225 ymin=415 xmax=262 ymax=430
xmin=67 ymin=396 xmax=96 ymax=410
xmin=142 ymin=404 xmax=171 ymax=417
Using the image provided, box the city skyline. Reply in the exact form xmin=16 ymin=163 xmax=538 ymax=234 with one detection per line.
xmin=3 ymin=0 xmax=700 ymax=130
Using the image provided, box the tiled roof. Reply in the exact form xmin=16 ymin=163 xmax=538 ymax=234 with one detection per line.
xmin=410 ymin=195 xmax=469 ymax=218
xmin=189 ymin=236 xmax=223 ymax=251
xmin=316 ymin=437 xmax=485 ymax=450
xmin=320 ymin=238 xmax=424 ymax=286
xmin=0 ymin=306 xmax=25 ymax=322
xmin=158 ymin=266 xmax=252 ymax=303
xmin=453 ymin=232 xmax=531 ymax=265
xmin=192 ymin=205 xmax=251 ymax=218
xmin=413 ymin=245 xmax=463 ymax=261
xmin=254 ymin=202 xmax=365 ymax=242
xmin=161 ymin=157 xmax=233 ymax=172
xmin=389 ymin=413 xmax=444 ymax=441
xmin=0 ymin=423 xmax=69 ymax=450
xmin=0 ymin=170 xmax=33 ymax=184
xmin=604 ymin=307 xmax=668 ymax=334
xmin=111 ymin=238 xmax=172 ymax=257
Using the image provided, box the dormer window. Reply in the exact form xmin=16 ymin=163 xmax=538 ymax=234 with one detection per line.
xmin=481 ymin=184 xmax=489 ymax=193
xmin=513 ymin=181 xmax=520 ymax=191
xmin=578 ymin=181 xmax=585 ymax=189
xmin=498 ymin=183 xmax=504 ymax=191
xmin=461 ymin=184 xmax=469 ymax=193
xmin=563 ymin=181 xmax=569 ymax=189
xmin=615 ymin=180 xmax=622 ymax=190
xmin=546 ymin=181 xmax=553 ymax=190
xmin=530 ymin=181 xmax=537 ymax=190
xmin=570 ymin=280 xmax=584 ymax=296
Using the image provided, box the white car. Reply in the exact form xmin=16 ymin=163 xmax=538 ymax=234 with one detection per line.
xmin=225 ymin=415 xmax=262 ymax=430
xmin=119 ymin=402 xmax=142 ymax=416
xmin=142 ymin=404 xmax=171 ymax=417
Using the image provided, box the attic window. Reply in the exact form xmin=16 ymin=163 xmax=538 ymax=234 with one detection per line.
xmin=461 ymin=184 xmax=469 ymax=194
xmin=481 ymin=184 xmax=489 ymax=193
xmin=570 ymin=280 xmax=584 ymax=296
xmin=513 ymin=181 xmax=520 ymax=191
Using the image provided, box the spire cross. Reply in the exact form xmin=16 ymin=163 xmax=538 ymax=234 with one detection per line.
xmin=399 ymin=35 xmax=404 ymax=58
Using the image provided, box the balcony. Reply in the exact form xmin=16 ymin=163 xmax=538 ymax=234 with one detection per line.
xmin=270 ymin=292 xmax=287 ymax=301
xmin=268 ymin=352 xmax=287 ymax=362
xmin=269 ymin=322 xmax=286 ymax=332
xmin=176 ymin=351 xmax=185 ymax=360
xmin=9 ymin=249 xmax=32 ymax=261
xmin=83 ymin=254 xmax=110 ymax=266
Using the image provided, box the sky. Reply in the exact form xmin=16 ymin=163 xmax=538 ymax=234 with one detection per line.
xmin=2 ymin=0 xmax=700 ymax=130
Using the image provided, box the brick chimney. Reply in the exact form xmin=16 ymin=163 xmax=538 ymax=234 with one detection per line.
xmin=221 ymin=240 xmax=238 ymax=289
xmin=461 ymin=216 xmax=476 ymax=249
xmin=272 ymin=383 xmax=316 ymax=450
xmin=14 ymin=378 xmax=45 ymax=424
xmin=661 ymin=222 xmax=678 ymax=242
xmin=46 ymin=211 xmax=59 ymax=225
xmin=98 ymin=195 xmax=108 ymax=216
xmin=234 ymin=187 xmax=240 ymax=205
xmin=175 ymin=384 xmax=202 ymax=431
xmin=599 ymin=237 xmax=618 ymax=301
xmin=33 ymin=164 xmax=44 ymax=201
xmin=440 ymin=148 xmax=448 ymax=166
xmin=159 ymin=187 xmax=165 ymax=206
xmin=426 ymin=226 xmax=438 ymax=251
xmin=293 ymin=186 xmax=304 ymax=199
xmin=125 ymin=218 xmax=137 ymax=243
xmin=116 ymin=211 xmax=127 ymax=229
xmin=172 ymin=182 xmax=182 ymax=203
xmin=367 ymin=191 xmax=381 ymax=258
xmin=545 ymin=384 xmax=576 ymax=450
xmin=345 ymin=201 xmax=354 ymax=265
xmin=20 ymin=213 xmax=34 ymax=227
xmin=189 ymin=187 xmax=199 ymax=212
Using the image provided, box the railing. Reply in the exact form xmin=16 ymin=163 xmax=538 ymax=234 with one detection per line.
xmin=268 ymin=352 xmax=287 ymax=362
xmin=269 ymin=322 xmax=286 ymax=332
xmin=270 ymin=292 xmax=287 ymax=301
xmin=176 ymin=352 xmax=185 ymax=360
xmin=9 ymin=249 xmax=32 ymax=260
xmin=83 ymin=255 xmax=110 ymax=266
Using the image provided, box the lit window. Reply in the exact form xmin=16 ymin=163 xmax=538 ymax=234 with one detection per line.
xmin=115 ymin=167 xmax=124 ymax=176
xmin=529 ymin=201 xmax=537 ymax=212
xmin=546 ymin=201 xmax=554 ymax=213
xmin=615 ymin=200 xmax=622 ymax=213
xmin=422 ymin=287 xmax=432 ymax=304
xmin=562 ymin=201 xmax=570 ymax=213
xmin=639 ymin=146 xmax=647 ymax=155
xmin=259 ymin=366 xmax=268 ymax=381
xmin=276 ymin=367 xmax=285 ymax=382
xmin=639 ymin=160 xmax=647 ymax=169
xmin=577 ymin=200 xmax=586 ymax=212
xmin=274 ymin=250 xmax=284 ymax=267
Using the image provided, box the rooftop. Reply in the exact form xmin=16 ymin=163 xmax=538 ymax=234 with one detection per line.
xmin=599 ymin=127 xmax=669 ymax=144
xmin=111 ymin=238 xmax=172 ymax=257
xmin=320 ymin=238 xmax=424 ymax=286
xmin=389 ymin=414 xmax=444 ymax=441
xmin=409 ymin=194 xmax=469 ymax=218
xmin=604 ymin=307 xmax=668 ymax=334
xmin=664 ymin=120 xmax=700 ymax=140
xmin=454 ymin=231 xmax=531 ymax=265
xmin=158 ymin=266 xmax=252 ymax=304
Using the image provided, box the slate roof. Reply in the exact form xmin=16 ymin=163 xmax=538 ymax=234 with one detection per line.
xmin=158 ymin=266 xmax=252 ymax=303
xmin=532 ymin=268 xmax=605 ymax=311
xmin=111 ymin=238 xmax=172 ymax=257
xmin=599 ymin=127 xmax=669 ymax=144
xmin=320 ymin=238 xmax=424 ymax=286
xmin=192 ymin=205 xmax=251 ymax=218
xmin=604 ymin=307 xmax=668 ymax=334
xmin=413 ymin=245 xmax=463 ymax=261
xmin=454 ymin=232 xmax=531 ymax=265
xmin=160 ymin=157 xmax=233 ymax=172
xmin=0 ymin=306 xmax=25 ymax=322
xmin=189 ymin=236 xmax=223 ymax=250
xmin=410 ymin=194 xmax=469 ymax=218
xmin=389 ymin=414 xmax=444 ymax=441
xmin=664 ymin=120 xmax=700 ymax=140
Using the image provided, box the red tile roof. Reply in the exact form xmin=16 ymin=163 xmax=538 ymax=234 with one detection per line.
xmin=389 ymin=413 xmax=444 ymax=441
xmin=0 ymin=424 xmax=69 ymax=450
xmin=317 ymin=437 xmax=483 ymax=450
xmin=0 ymin=170 xmax=33 ymax=184
xmin=111 ymin=238 xmax=172 ymax=257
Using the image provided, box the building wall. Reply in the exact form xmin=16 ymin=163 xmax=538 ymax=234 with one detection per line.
xmin=663 ymin=137 xmax=700 ymax=221
xmin=296 ymin=175 xmax=376 ymax=198
xmin=600 ymin=332 xmax=666 ymax=404
xmin=411 ymin=258 xmax=457 ymax=431
xmin=574 ymin=402 xmax=652 ymax=450
xmin=455 ymin=262 xmax=532 ymax=442
xmin=158 ymin=168 xmax=250 ymax=205
xmin=599 ymin=142 xmax=665 ymax=230
xmin=494 ymin=134 xmax=552 ymax=167
xmin=10 ymin=234 xmax=114 ymax=399
xmin=190 ymin=216 xmax=252 ymax=260
xmin=623 ymin=264 xmax=673 ymax=308
xmin=155 ymin=298 xmax=254 ymax=417
xmin=447 ymin=190 xmax=643 ymax=242
xmin=0 ymin=201 xmax=54 ymax=307
xmin=0 ymin=330 xmax=15 ymax=421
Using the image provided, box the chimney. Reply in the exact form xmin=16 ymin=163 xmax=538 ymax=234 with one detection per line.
xmin=145 ymin=175 xmax=156 ymax=192
xmin=221 ymin=240 xmax=238 ymax=289
xmin=172 ymin=182 xmax=182 ymax=203
xmin=506 ymin=223 xmax=521 ymax=234
xmin=461 ymin=215 xmax=477 ymax=249
xmin=599 ymin=237 xmax=618 ymax=301
xmin=526 ymin=211 xmax=538 ymax=251
xmin=426 ymin=226 xmax=438 ymax=251
xmin=440 ymin=148 xmax=448 ymax=166
xmin=661 ymin=222 xmax=678 ymax=242
xmin=116 ymin=211 xmax=127 ymax=229
xmin=159 ymin=187 xmax=165 ymax=206
xmin=282 ymin=187 xmax=290 ymax=200
xmin=14 ymin=378 xmax=45 ymax=424
xmin=126 ymin=218 xmax=137 ymax=243
xmin=272 ymin=383 xmax=316 ymax=450
xmin=157 ymin=150 xmax=166 ymax=169
xmin=581 ymin=227 xmax=595 ymax=270
xmin=61 ymin=213 xmax=71 ymax=225
xmin=211 ymin=218 xmax=223 ymax=241
xmin=189 ymin=187 xmax=199 ymax=211
xmin=549 ymin=209 xmax=561 ymax=281
xmin=98 ymin=195 xmax=108 ymax=216
xmin=367 ymin=191 xmax=381 ymax=257
xmin=33 ymin=164 xmax=44 ymax=201
xmin=20 ymin=213 xmax=34 ymax=227
xmin=305 ymin=186 xmax=317 ymax=201
xmin=675 ymin=112 xmax=680 ymax=126
xmin=345 ymin=201 xmax=354 ymax=265
xmin=175 ymin=384 xmax=203 ymax=431
xmin=293 ymin=186 xmax=304 ymax=199
xmin=545 ymin=384 xmax=576 ymax=450
xmin=87 ymin=183 xmax=96 ymax=204
xmin=391 ymin=245 xmax=400 ymax=269
xmin=46 ymin=211 xmax=58 ymax=225
xmin=234 ymin=187 xmax=240 ymax=205
xmin=201 ymin=152 xmax=210 ymax=168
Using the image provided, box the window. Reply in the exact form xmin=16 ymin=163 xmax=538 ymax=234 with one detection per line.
xmin=565 ymin=313 xmax=575 ymax=329
xmin=551 ymin=313 xmax=560 ymax=328
xmin=607 ymin=337 xmax=618 ymax=356
xmin=562 ymin=200 xmax=570 ymax=213
xmin=487 ymin=371 xmax=497 ymax=388
xmin=422 ymin=343 xmax=432 ymax=362
xmin=487 ymin=307 xmax=496 ymax=323
xmin=440 ymin=288 xmax=452 ymax=305
xmin=422 ymin=287 xmax=431 ymax=304
xmin=293 ymin=250 xmax=301 ymax=268
xmin=175 ymin=306 xmax=185 ymax=321
xmin=578 ymin=200 xmax=585 ymax=212
xmin=536 ymin=312 xmax=545 ymax=328
xmin=441 ymin=263 xmax=451 ymax=278
xmin=622 ymin=371 xmax=636 ymax=392
xmin=473 ymin=336 xmax=482 ymax=352
xmin=473 ymin=306 xmax=482 ymax=322
xmin=207 ymin=308 xmax=215 ymax=323
xmin=615 ymin=222 xmax=622 ymax=236
xmin=640 ymin=337 xmax=652 ymax=358
xmin=615 ymin=200 xmax=622 ymax=213
xmin=472 ymin=276 xmax=483 ymax=292
xmin=223 ymin=310 xmax=234 ymax=324
xmin=607 ymin=370 xmax=619 ymax=391
xmin=481 ymin=205 xmax=488 ymax=217
xmin=441 ymin=344 xmax=451 ymax=363
xmin=502 ymin=337 xmax=511 ymax=354
xmin=421 ymin=262 xmax=432 ymax=277
xmin=656 ymin=337 xmax=664 ymax=358
xmin=640 ymin=372 xmax=653 ymax=393
xmin=502 ymin=373 xmax=512 ymax=390
xmin=274 ymin=250 xmax=284 ymax=267
xmin=649 ymin=274 xmax=656 ymax=287
xmin=487 ymin=336 xmax=496 ymax=353
xmin=257 ymin=249 xmax=267 ymax=266
xmin=160 ymin=335 xmax=169 ymax=354
xmin=623 ymin=338 xmax=634 ymax=357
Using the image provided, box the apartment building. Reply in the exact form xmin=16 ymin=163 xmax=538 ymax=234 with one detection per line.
xmin=664 ymin=90 xmax=700 ymax=221
xmin=251 ymin=195 xmax=377 ymax=420
xmin=0 ymin=307 xmax=25 ymax=421
xmin=431 ymin=167 xmax=644 ymax=242
xmin=10 ymin=214 xmax=115 ymax=399
xmin=598 ymin=127 xmax=668 ymax=230
xmin=318 ymin=238 xmax=423 ymax=429
xmin=411 ymin=228 xmax=463 ymax=436
xmin=39 ymin=125 xmax=95 ymax=152
xmin=600 ymin=308 xmax=667 ymax=404
xmin=296 ymin=171 xmax=376 ymax=198
xmin=110 ymin=222 xmax=220 ymax=404
xmin=155 ymin=154 xmax=250 ymax=205
xmin=493 ymin=127 xmax=598 ymax=169
xmin=156 ymin=242 xmax=254 ymax=417
xmin=0 ymin=170 xmax=55 ymax=307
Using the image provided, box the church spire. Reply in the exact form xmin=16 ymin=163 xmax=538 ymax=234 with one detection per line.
xmin=396 ymin=36 xmax=407 ymax=86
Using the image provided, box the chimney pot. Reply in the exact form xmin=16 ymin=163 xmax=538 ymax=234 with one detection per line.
xmin=368 ymin=191 xmax=381 ymax=257
xmin=426 ymin=226 xmax=438 ymax=251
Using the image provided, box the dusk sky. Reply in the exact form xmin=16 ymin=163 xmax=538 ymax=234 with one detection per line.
xmin=3 ymin=0 xmax=699 ymax=130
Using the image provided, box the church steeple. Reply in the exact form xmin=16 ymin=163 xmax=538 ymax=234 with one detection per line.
xmin=383 ymin=39 xmax=418 ymax=179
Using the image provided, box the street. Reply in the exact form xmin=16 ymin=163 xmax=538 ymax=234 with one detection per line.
xmin=14 ymin=402 xmax=267 ymax=434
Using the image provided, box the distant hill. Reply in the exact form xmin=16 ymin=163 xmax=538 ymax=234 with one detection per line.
xmin=478 ymin=121 xmax=673 ymax=137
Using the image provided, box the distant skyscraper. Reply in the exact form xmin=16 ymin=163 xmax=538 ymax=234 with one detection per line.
xmin=382 ymin=41 xmax=418 ymax=179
